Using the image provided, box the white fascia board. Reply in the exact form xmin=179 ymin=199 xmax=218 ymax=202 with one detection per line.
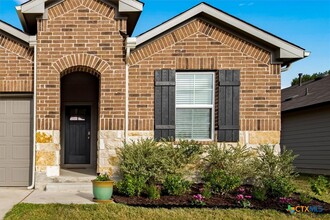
xmin=16 ymin=6 xmax=29 ymax=32
xmin=21 ymin=0 xmax=46 ymax=14
xmin=0 ymin=21 xmax=30 ymax=43
xmin=280 ymin=48 xmax=302 ymax=59
xmin=119 ymin=0 xmax=143 ymax=12
xmin=136 ymin=3 xmax=305 ymax=59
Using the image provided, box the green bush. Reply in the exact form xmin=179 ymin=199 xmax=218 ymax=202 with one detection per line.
xmin=300 ymin=192 xmax=312 ymax=204
xmin=201 ymin=182 xmax=212 ymax=199
xmin=310 ymin=175 xmax=329 ymax=196
xmin=203 ymin=143 xmax=254 ymax=180
xmin=118 ymin=139 xmax=203 ymax=184
xmin=95 ymin=173 xmax=111 ymax=181
xmin=145 ymin=184 xmax=161 ymax=199
xmin=163 ymin=175 xmax=191 ymax=196
xmin=252 ymin=187 xmax=267 ymax=201
xmin=116 ymin=175 xmax=147 ymax=197
xmin=203 ymin=170 xmax=241 ymax=195
xmin=264 ymin=176 xmax=296 ymax=198
xmin=253 ymin=145 xmax=298 ymax=198
xmin=202 ymin=143 xmax=253 ymax=194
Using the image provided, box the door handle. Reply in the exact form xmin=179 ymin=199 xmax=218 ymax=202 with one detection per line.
xmin=88 ymin=131 xmax=91 ymax=140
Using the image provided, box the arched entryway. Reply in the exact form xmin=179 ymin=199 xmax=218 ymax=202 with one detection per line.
xmin=60 ymin=70 xmax=99 ymax=171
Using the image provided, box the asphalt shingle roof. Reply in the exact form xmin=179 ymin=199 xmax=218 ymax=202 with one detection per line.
xmin=281 ymin=74 xmax=330 ymax=112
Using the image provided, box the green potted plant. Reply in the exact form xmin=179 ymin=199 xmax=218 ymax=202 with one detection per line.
xmin=91 ymin=173 xmax=114 ymax=203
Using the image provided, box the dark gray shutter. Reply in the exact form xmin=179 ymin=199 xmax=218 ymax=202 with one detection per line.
xmin=154 ymin=69 xmax=176 ymax=140
xmin=218 ymin=70 xmax=240 ymax=142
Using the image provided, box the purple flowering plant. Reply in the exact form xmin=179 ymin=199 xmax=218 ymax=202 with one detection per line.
xmin=236 ymin=188 xmax=252 ymax=208
xmin=191 ymin=194 xmax=206 ymax=206
xmin=279 ymin=197 xmax=293 ymax=204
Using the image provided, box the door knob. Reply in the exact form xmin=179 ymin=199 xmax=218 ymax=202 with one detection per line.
xmin=88 ymin=131 xmax=91 ymax=140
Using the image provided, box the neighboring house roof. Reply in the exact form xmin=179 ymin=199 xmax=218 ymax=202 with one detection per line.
xmin=0 ymin=20 xmax=32 ymax=44
xmin=16 ymin=0 xmax=143 ymax=35
xmin=281 ymin=74 xmax=330 ymax=112
xmin=136 ymin=2 xmax=309 ymax=65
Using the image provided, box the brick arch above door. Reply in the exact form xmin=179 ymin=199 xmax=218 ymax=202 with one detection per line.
xmin=52 ymin=54 xmax=110 ymax=76
xmin=60 ymin=66 xmax=101 ymax=78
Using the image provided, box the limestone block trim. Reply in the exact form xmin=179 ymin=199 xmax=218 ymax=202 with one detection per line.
xmin=239 ymin=130 xmax=280 ymax=145
xmin=35 ymin=130 xmax=60 ymax=176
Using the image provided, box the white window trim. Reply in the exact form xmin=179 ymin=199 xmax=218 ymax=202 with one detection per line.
xmin=175 ymin=72 xmax=215 ymax=141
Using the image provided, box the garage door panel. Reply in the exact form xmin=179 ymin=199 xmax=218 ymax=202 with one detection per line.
xmin=0 ymin=122 xmax=6 ymax=137
xmin=12 ymin=168 xmax=29 ymax=182
xmin=13 ymin=100 xmax=30 ymax=114
xmin=0 ymin=168 xmax=5 ymax=183
xmin=12 ymin=122 xmax=30 ymax=137
xmin=0 ymin=98 xmax=31 ymax=186
xmin=0 ymin=145 xmax=5 ymax=159
xmin=0 ymin=101 xmax=6 ymax=114
xmin=13 ymin=145 xmax=30 ymax=159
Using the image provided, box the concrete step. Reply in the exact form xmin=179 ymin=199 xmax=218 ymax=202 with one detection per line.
xmin=46 ymin=183 xmax=92 ymax=192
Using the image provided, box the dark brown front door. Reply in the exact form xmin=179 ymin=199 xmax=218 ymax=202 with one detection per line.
xmin=65 ymin=106 xmax=91 ymax=164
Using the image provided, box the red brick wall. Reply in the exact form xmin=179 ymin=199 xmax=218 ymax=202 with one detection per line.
xmin=128 ymin=19 xmax=281 ymax=131
xmin=36 ymin=0 xmax=127 ymax=130
xmin=0 ymin=34 xmax=33 ymax=92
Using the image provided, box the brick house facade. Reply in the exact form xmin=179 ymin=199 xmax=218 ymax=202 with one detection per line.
xmin=0 ymin=0 xmax=308 ymax=188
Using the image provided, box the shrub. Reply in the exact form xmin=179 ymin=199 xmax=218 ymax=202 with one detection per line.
xmin=203 ymin=169 xmax=241 ymax=195
xmin=310 ymin=175 xmax=329 ymax=196
xmin=264 ymin=177 xmax=296 ymax=198
xmin=116 ymin=175 xmax=147 ymax=197
xmin=203 ymin=143 xmax=254 ymax=181
xmin=118 ymin=139 xmax=203 ymax=185
xmin=200 ymin=182 xmax=212 ymax=199
xmin=202 ymin=143 xmax=253 ymax=194
xmin=253 ymin=145 xmax=298 ymax=198
xmin=252 ymin=187 xmax=267 ymax=201
xmin=145 ymin=184 xmax=161 ymax=199
xmin=300 ymin=193 xmax=312 ymax=204
xmin=163 ymin=175 xmax=191 ymax=196
xmin=95 ymin=173 xmax=111 ymax=181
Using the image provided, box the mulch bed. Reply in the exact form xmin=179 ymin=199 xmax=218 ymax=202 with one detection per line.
xmin=113 ymin=184 xmax=330 ymax=213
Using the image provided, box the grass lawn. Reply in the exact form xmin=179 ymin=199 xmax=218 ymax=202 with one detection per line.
xmin=294 ymin=174 xmax=330 ymax=203
xmin=5 ymin=176 xmax=330 ymax=220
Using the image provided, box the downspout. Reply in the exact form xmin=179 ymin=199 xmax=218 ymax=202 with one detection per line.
xmin=125 ymin=37 xmax=136 ymax=142
xmin=28 ymin=36 xmax=37 ymax=190
xmin=280 ymin=63 xmax=292 ymax=72
xmin=280 ymin=51 xmax=310 ymax=72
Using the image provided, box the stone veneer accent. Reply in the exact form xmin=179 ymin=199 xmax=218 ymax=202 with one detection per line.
xmin=35 ymin=130 xmax=60 ymax=177
xmin=98 ymin=130 xmax=154 ymax=176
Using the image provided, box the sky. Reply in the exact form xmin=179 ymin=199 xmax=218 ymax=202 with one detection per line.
xmin=0 ymin=0 xmax=329 ymax=88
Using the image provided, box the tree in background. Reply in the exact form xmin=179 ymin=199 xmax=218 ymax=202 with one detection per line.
xmin=291 ymin=70 xmax=330 ymax=86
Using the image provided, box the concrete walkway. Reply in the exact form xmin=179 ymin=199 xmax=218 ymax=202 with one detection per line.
xmin=0 ymin=188 xmax=33 ymax=220
xmin=0 ymin=188 xmax=95 ymax=219
xmin=23 ymin=190 xmax=95 ymax=204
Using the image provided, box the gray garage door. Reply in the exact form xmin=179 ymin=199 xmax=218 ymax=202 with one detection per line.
xmin=0 ymin=97 xmax=32 ymax=186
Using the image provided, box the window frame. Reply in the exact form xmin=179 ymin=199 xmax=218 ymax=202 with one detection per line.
xmin=175 ymin=71 xmax=215 ymax=141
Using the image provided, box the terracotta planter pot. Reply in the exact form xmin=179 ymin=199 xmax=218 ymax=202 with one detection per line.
xmin=91 ymin=180 xmax=114 ymax=201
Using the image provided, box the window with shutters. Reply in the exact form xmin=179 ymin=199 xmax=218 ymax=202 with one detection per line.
xmin=176 ymin=72 xmax=214 ymax=140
